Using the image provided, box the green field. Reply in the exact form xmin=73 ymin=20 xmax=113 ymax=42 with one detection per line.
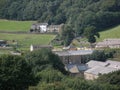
xmin=97 ymin=25 xmax=120 ymax=41
xmin=0 ymin=19 xmax=35 ymax=32
xmin=0 ymin=33 xmax=56 ymax=50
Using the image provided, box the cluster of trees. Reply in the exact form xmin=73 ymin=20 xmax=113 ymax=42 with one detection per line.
xmin=79 ymin=49 xmax=117 ymax=63
xmin=97 ymin=70 xmax=120 ymax=86
xmin=33 ymin=77 xmax=120 ymax=90
xmin=0 ymin=49 xmax=67 ymax=90
xmin=0 ymin=48 xmax=120 ymax=90
xmin=0 ymin=0 xmax=120 ymax=45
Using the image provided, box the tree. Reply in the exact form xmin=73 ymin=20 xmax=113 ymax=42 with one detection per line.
xmin=36 ymin=68 xmax=64 ymax=83
xmin=91 ymin=50 xmax=107 ymax=61
xmin=60 ymin=25 xmax=75 ymax=46
xmin=0 ymin=54 xmax=35 ymax=90
xmin=84 ymin=26 xmax=100 ymax=47
xmin=97 ymin=70 xmax=120 ymax=86
xmin=25 ymin=49 xmax=67 ymax=75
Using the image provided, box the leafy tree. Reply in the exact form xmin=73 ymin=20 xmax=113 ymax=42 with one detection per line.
xmin=91 ymin=50 xmax=107 ymax=61
xmin=0 ymin=0 xmax=120 ymax=40
xmin=36 ymin=68 xmax=64 ymax=83
xmin=84 ymin=26 xmax=100 ymax=46
xmin=60 ymin=25 xmax=75 ymax=46
xmin=97 ymin=70 xmax=120 ymax=86
xmin=0 ymin=54 xmax=35 ymax=90
xmin=25 ymin=49 xmax=67 ymax=75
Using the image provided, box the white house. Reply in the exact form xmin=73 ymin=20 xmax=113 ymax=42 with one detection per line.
xmin=30 ymin=23 xmax=48 ymax=33
xmin=84 ymin=60 xmax=120 ymax=80
xmin=38 ymin=23 xmax=48 ymax=33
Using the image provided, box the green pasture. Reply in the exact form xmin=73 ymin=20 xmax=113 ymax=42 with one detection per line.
xmin=0 ymin=19 xmax=35 ymax=32
xmin=0 ymin=33 xmax=56 ymax=50
xmin=97 ymin=25 xmax=120 ymax=41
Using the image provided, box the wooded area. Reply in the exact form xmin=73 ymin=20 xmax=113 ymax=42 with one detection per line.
xmin=0 ymin=49 xmax=120 ymax=90
xmin=0 ymin=0 xmax=120 ymax=32
xmin=0 ymin=0 xmax=120 ymax=45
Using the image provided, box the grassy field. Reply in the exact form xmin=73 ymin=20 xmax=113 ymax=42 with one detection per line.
xmin=0 ymin=19 xmax=35 ymax=32
xmin=97 ymin=25 xmax=120 ymax=41
xmin=72 ymin=25 xmax=120 ymax=47
xmin=0 ymin=33 xmax=56 ymax=51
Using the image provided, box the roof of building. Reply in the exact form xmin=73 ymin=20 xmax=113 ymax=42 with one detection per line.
xmin=86 ymin=60 xmax=107 ymax=68
xmin=106 ymin=60 xmax=120 ymax=69
xmin=48 ymin=25 xmax=62 ymax=28
xmin=54 ymin=50 xmax=93 ymax=56
xmin=32 ymin=23 xmax=48 ymax=26
xmin=96 ymin=38 xmax=120 ymax=47
xmin=65 ymin=64 xmax=88 ymax=73
xmin=85 ymin=66 xmax=117 ymax=75
xmin=85 ymin=60 xmax=120 ymax=75
xmin=0 ymin=40 xmax=6 ymax=42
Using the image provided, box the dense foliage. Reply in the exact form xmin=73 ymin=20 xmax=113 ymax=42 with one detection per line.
xmin=0 ymin=0 xmax=120 ymax=44
xmin=31 ymin=72 xmax=120 ymax=90
xmin=0 ymin=49 xmax=68 ymax=90
xmin=97 ymin=70 xmax=120 ymax=87
xmin=0 ymin=55 xmax=35 ymax=90
xmin=25 ymin=49 xmax=67 ymax=75
xmin=0 ymin=49 xmax=120 ymax=90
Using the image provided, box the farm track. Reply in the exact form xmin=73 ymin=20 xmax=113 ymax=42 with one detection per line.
xmin=0 ymin=31 xmax=29 ymax=34
xmin=0 ymin=31 xmax=57 ymax=35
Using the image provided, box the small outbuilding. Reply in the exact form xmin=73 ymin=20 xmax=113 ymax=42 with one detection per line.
xmin=0 ymin=40 xmax=7 ymax=47
xmin=30 ymin=44 xmax=53 ymax=51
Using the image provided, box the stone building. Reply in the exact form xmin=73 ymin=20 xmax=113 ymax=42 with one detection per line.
xmin=54 ymin=50 xmax=93 ymax=64
xmin=84 ymin=60 xmax=120 ymax=80
xmin=96 ymin=38 xmax=120 ymax=48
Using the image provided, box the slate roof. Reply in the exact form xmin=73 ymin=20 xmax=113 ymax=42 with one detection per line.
xmin=96 ymin=38 xmax=120 ymax=47
xmin=85 ymin=66 xmax=117 ymax=75
xmin=85 ymin=60 xmax=120 ymax=75
xmin=65 ymin=64 xmax=88 ymax=73
xmin=54 ymin=50 xmax=93 ymax=56
xmin=48 ymin=25 xmax=62 ymax=28
xmin=86 ymin=60 xmax=107 ymax=68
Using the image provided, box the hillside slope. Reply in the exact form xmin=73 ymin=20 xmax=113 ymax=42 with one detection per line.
xmin=0 ymin=0 xmax=120 ymax=35
xmin=0 ymin=20 xmax=34 ymax=32
xmin=97 ymin=25 xmax=120 ymax=41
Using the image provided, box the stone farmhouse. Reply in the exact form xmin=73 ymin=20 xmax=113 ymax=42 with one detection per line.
xmin=30 ymin=23 xmax=63 ymax=33
xmin=47 ymin=24 xmax=63 ymax=33
xmin=96 ymin=38 xmax=120 ymax=48
xmin=54 ymin=50 xmax=93 ymax=64
xmin=84 ymin=60 xmax=120 ymax=80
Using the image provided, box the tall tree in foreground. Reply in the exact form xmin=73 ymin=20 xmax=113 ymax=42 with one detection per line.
xmin=0 ymin=55 xmax=35 ymax=90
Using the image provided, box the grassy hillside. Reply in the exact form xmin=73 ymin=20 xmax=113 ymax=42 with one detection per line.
xmin=0 ymin=20 xmax=35 ymax=32
xmin=97 ymin=25 xmax=120 ymax=41
xmin=0 ymin=33 xmax=55 ymax=50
